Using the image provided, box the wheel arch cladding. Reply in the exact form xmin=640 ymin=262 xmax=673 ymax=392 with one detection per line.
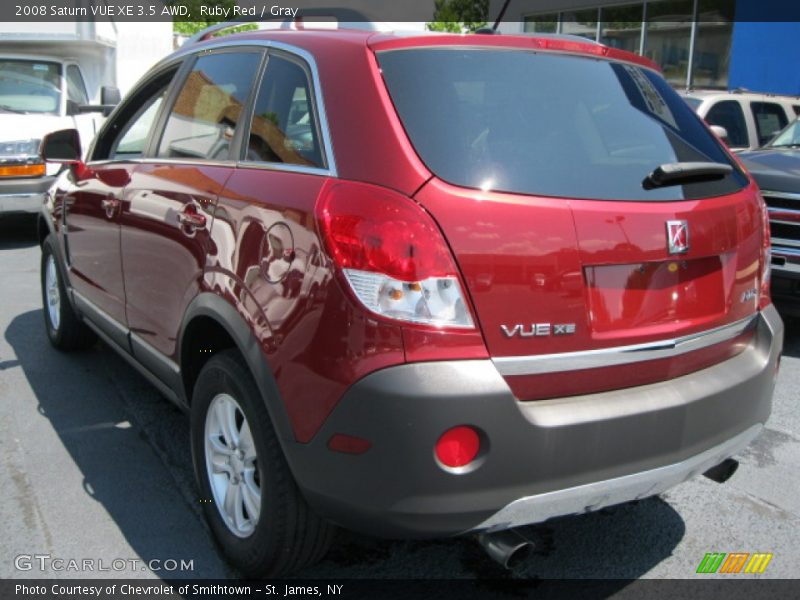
xmin=178 ymin=292 xmax=296 ymax=446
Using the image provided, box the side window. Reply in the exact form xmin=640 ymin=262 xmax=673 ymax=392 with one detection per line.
xmin=157 ymin=52 xmax=261 ymax=161
xmin=705 ymin=100 xmax=748 ymax=148
xmin=112 ymin=91 xmax=167 ymax=159
xmin=65 ymin=65 xmax=89 ymax=115
xmin=245 ymin=54 xmax=324 ymax=168
xmin=793 ymin=105 xmax=800 ymax=117
xmin=91 ymin=66 xmax=179 ymax=161
xmin=751 ymin=102 xmax=788 ymax=146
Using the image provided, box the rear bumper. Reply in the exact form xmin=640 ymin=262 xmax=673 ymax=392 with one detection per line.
xmin=0 ymin=176 xmax=54 ymax=215
xmin=288 ymin=305 xmax=783 ymax=537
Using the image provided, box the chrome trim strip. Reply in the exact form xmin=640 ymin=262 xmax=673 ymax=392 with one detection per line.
xmin=492 ymin=314 xmax=758 ymax=377
xmin=88 ymin=158 xmax=233 ymax=168
xmin=473 ymin=425 xmax=762 ymax=533
xmin=234 ymin=161 xmax=331 ymax=178
xmin=768 ymin=207 xmax=800 ymax=216
xmin=772 ymin=246 xmax=800 ymax=257
xmin=771 ymin=236 xmax=800 ymax=249
xmin=761 ymin=190 xmax=800 ymax=201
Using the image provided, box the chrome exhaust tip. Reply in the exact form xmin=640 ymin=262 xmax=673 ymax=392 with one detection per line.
xmin=703 ymin=458 xmax=739 ymax=484
xmin=477 ymin=529 xmax=534 ymax=570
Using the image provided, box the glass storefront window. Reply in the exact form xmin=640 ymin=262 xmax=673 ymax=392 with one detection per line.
xmin=523 ymin=0 xmax=734 ymax=90
xmin=645 ymin=0 xmax=694 ymax=86
xmin=600 ymin=4 xmax=644 ymax=54
xmin=561 ymin=9 xmax=599 ymax=40
xmin=692 ymin=0 xmax=734 ymax=88
xmin=523 ymin=13 xmax=559 ymax=33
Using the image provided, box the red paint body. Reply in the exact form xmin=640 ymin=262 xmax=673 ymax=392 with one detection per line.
xmin=47 ymin=30 xmax=770 ymax=443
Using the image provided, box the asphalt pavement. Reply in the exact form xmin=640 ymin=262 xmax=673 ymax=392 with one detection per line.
xmin=1 ymin=215 xmax=798 ymax=581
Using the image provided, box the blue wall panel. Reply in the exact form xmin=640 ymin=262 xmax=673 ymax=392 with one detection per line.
xmin=729 ymin=2 xmax=800 ymax=95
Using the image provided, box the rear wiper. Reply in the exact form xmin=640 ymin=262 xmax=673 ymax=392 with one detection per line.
xmin=642 ymin=161 xmax=733 ymax=190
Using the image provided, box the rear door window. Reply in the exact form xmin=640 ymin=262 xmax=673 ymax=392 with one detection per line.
xmin=378 ymin=48 xmax=745 ymax=201
xmin=243 ymin=53 xmax=325 ymax=169
xmin=751 ymin=102 xmax=788 ymax=146
xmin=705 ymin=100 xmax=748 ymax=148
xmin=157 ymin=51 xmax=261 ymax=161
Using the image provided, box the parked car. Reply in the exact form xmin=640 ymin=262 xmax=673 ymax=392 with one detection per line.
xmin=0 ymin=23 xmax=171 ymax=218
xmin=741 ymin=118 xmax=800 ymax=316
xmin=38 ymin=24 xmax=783 ymax=576
xmin=680 ymin=89 xmax=800 ymax=151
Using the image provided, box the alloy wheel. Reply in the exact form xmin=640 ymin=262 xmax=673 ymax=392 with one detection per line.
xmin=204 ymin=393 xmax=261 ymax=538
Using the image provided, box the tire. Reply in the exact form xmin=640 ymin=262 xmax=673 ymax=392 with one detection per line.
xmin=191 ymin=349 xmax=334 ymax=576
xmin=40 ymin=235 xmax=97 ymax=351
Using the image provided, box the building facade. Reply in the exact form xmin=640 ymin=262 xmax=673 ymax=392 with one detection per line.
xmin=493 ymin=0 xmax=800 ymax=95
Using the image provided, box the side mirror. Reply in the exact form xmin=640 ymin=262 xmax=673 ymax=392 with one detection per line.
xmin=101 ymin=86 xmax=121 ymax=106
xmin=710 ymin=125 xmax=729 ymax=141
xmin=41 ymin=129 xmax=82 ymax=163
xmin=77 ymin=86 xmax=121 ymax=117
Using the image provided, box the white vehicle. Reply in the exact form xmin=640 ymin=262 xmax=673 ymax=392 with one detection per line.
xmin=680 ymin=89 xmax=800 ymax=151
xmin=0 ymin=22 xmax=172 ymax=216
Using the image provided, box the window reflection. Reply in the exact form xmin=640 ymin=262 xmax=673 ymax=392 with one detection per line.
xmin=692 ymin=0 xmax=734 ymax=88
xmin=600 ymin=4 xmax=644 ymax=54
xmin=523 ymin=13 xmax=558 ymax=33
xmin=561 ymin=9 xmax=598 ymax=40
xmin=645 ymin=0 xmax=694 ymax=87
xmin=523 ymin=0 xmax=735 ymax=90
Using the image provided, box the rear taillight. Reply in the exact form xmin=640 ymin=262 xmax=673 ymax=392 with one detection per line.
xmin=317 ymin=181 xmax=474 ymax=329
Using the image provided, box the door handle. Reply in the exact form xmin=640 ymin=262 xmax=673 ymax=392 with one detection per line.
xmin=177 ymin=207 xmax=207 ymax=230
xmin=101 ymin=197 xmax=120 ymax=218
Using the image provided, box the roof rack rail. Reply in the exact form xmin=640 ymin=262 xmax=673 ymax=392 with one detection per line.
xmin=183 ymin=9 xmax=379 ymax=46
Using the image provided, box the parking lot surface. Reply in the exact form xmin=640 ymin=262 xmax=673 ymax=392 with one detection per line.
xmin=1 ymin=217 xmax=798 ymax=580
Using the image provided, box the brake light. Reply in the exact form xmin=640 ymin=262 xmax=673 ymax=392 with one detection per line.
xmin=316 ymin=181 xmax=474 ymax=329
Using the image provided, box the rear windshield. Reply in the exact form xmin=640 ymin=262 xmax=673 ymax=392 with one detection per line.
xmin=378 ymin=48 xmax=746 ymax=201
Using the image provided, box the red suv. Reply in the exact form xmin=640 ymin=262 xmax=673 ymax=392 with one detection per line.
xmin=38 ymin=25 xmax=783 ymax=576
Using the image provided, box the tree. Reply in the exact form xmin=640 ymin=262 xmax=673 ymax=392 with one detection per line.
xmin=167 ymin=0 xmax=237 ymax=35
xmin=427 ymin=0 xmax=489 ymax=33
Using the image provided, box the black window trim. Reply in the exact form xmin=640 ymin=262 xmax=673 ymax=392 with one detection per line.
xmin=236 ymin=47 xmax=329 ymax=175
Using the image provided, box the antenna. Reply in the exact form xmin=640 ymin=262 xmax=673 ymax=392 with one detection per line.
xmin=493 ymin=0 xmax=513 ymax=31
